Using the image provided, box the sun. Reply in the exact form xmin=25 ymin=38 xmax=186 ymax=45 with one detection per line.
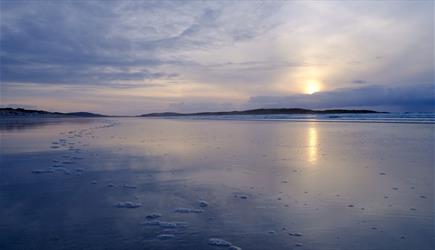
xmin=305 ymin=80 xmax=321 ymax=95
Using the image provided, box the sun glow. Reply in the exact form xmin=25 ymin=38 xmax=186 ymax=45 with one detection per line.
xmin=305 ymin=80 xmax=321 ymax=95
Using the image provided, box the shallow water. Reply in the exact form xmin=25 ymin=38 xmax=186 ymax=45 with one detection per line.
xmin=167 ymin=112 xmax=435 ymax=123
xmin=0 ymin=118 xmax=433 ymax=250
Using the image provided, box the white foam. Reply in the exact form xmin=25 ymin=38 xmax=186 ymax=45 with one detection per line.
xmin=157 ymin=234 xmax=175 ymax=240
xmin=142 ymin=220 xmax=187 ymax=228
xmin=208 ymin=238 xmax=232 ymax=247
xmin=229 ymin=246 xmax=242 ymax=250
xmin=145 ymin=213 xmax=162 ymax=220
xmin=288 ymin=232 xmax=303 ymax=237
xmin=31 ymin=169 xmax=54 ymax=174
xmin=114 ymin=201 xmax=142 ymax=208
xmin=174 ymin=207 xmax=203 ymax=213
xmin=198 ymin=200 xmax=209 ymax=207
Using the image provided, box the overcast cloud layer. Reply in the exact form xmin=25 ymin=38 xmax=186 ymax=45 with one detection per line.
xmin=1 ymin=1 xmax=433 ymax=114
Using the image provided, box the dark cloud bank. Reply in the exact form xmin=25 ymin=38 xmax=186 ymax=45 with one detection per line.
xmin=247 ymin=84 xmax=435 ymax=112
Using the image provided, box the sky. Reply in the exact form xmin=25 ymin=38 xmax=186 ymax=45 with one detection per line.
xmin=0 ymin=0 xmax=434 ymax=115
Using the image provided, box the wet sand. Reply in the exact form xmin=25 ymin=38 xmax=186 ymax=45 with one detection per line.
xmin=0 ymin=118 xmax=433 ymax=250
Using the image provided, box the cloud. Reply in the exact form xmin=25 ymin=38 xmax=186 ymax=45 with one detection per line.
xmin=168 ymin=101 xmax=237 ymax=113
xmin=0 ymin=1 xmax=433 ymax=113
xmin=0 ymin=1 xmax=283 ymax=88
xmin=247 ymin=84 xmax=435 ymax=112
xmin=352 ymin=80 xmax=367 ymax=84
xmin=0 ymin=104 xmax=38 ymax=110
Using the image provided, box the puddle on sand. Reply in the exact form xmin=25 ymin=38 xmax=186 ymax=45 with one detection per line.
xmin=0 ymin=118 xmax=433 ymax=250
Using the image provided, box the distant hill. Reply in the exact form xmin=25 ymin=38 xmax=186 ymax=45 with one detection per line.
xmin=0 ymin=107 xmax=385 ymax=118
xmin=141 ymin=108 xmax=385 ymax=117
xmin=0 ymin=108 xmax=106 ymax=118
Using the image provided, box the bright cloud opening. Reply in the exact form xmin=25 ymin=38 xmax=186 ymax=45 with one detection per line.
xmin=305 ymin=80 xmax=321 ymax=95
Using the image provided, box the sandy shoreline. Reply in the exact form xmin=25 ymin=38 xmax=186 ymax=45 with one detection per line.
xmin=0 ymin=118 xmax=433 ymax=250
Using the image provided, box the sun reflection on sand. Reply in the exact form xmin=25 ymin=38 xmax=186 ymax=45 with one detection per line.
xmin=307 ymin=126 xmax=318 ymax=164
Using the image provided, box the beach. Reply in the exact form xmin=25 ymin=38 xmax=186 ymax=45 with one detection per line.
xmin=0 ymin=117 xmax=433 ymax=250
